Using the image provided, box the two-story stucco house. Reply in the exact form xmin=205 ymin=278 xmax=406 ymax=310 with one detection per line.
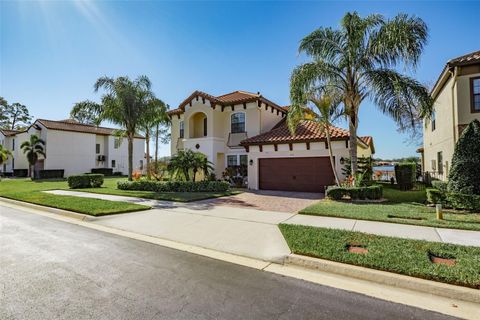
xmin=0 ymin=119 xmax=145 ymax=177
xmin=420 ymin=50 xmax=480 ymax=180
xmin=168 ymin=90 xmax=375 ymax=192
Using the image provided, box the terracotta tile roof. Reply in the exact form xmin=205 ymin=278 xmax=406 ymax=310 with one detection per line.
xmin=0 ymin=129 xmax=22 ymax=137
xmin=360 ymin=136 xmax=375 ymax=153
xmin=35 ymin=119 xmax=145 ymax=139
xmin=241 ymin=119 xmax=350 ymax=145
xmin=168 ymin=90 xmax=286 ymax=116
xmin=447 ymin=50 xmax=480 ymax=67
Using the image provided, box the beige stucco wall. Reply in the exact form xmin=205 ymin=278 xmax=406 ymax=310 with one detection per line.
xmin=456 ymin=72 xmax=480 ymax=125
xmin=423 ymin=76 xmax=456 ymax=179
xmin=423 ymin=71 xmax=480 ymax=180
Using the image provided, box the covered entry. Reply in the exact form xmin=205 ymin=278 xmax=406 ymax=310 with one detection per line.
xmin=258 ymin=157 xmax=334 ymax=192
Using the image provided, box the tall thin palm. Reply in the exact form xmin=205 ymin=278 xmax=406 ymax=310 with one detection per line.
xmin=288 ymin=90 xmax=343 ymax=186
xmin=94 ymin=75 xmax=153 ymax=181
xmin=290 ymin=12 xmax=433 ymax=175
xmin=139 ymin=97 xmax=169 ymax=179
xmin=20 ymin=135 xmax=46 ymax=178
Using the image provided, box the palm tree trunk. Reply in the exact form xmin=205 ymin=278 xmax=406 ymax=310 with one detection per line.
xmin=349 ymin=113 xmax=358 ymax=178
xmin=127 ymin=134 xmax=134 ymax=181
xmin=154 ymin=123 xmax=159 ymax=172
xmin=145 ymin=130 xmax=151 ymax=180
xmin=325 ymin=127 xmax=340 ymax=186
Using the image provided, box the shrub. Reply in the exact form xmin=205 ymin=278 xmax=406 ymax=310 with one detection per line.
xmin=68 ymin=174 xmax=104 ymax=189
xmin=394 ymin=162 xmax=416 ymax=191
xmin=38 ymin=169 xmax=64 ymax=179
xmin=426 ymin=188 xmax=445 ymax=205
xmin=326 ymin=185 xmax=382 ymax=200
xmin=446 ymin=193 xmax=480 ymax=212
xmin=431 ymin=180 xmax=447 ymax=193
xmin=448 ymin=119 xmax=480 ymax=195
xmin=325 ymin=187 xmax=345 ymax=200
xmin=117 ymin=180 xmax=230 ymax=193
xmin=13 ymin=169 xmax=28 ymax=177
xmin=91 ymin=168 xmax=114 ymax=176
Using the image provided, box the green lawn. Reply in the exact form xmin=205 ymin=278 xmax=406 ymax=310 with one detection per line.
xmin=0 ymin=178 xmax=239 ymax=215
xmin=1 ymin=191 xmax=150 ymax=216
xmin=279 ymin=224 xmax=480 ymax=288
xmin=300 ymin=183 xmax=480 ymax=231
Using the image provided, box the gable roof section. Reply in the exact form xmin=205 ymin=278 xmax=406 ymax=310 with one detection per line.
xmin=35 ymin=119 xmax=145 ymax=139
xmin=432 ymin=50 xmax=480 ymax=99
xmin=167 ymin=90 xmax=286 ymax=116
xmin=0 ymin=129 xmax=22 ymax=137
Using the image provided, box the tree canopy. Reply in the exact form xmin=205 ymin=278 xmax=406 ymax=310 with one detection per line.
xmin=0 ymin=98 xmax=33 ymax=130
xmin=290 ymin=12 xmax=433 ymax=175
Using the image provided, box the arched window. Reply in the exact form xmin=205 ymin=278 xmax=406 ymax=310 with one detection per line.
xmin=231 ymin=113 xmax=245 ymax=133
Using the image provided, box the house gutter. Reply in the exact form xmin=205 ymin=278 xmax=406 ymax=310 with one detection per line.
xmin=449 ymin=66 xmax=458 ymax=142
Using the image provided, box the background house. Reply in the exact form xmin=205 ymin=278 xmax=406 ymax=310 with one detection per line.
xmin=168 ymin=90 xmax=375 ymax=192
xmin=0 ymin=119 xmax=145 ymax=177
xmin=421 ymin=50 xmax=480 ymax=180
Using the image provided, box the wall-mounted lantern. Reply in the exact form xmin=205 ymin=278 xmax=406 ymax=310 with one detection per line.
xmin=249 ymin=159 xmax=253 ymax=166
xmin=340 ymin=157 xmax=345 ymax=165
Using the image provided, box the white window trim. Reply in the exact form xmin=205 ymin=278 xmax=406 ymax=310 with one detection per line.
xmin=230 ymin=111 xmax=246 ymax=134
xmin=225 ymin=153 xmax=248 ymax=167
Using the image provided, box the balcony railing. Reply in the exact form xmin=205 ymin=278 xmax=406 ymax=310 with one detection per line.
xmin=227 ymin=132 xmax=248 ymax=148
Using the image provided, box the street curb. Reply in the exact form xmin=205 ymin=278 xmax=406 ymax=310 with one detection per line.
xmin=0 ymin=197 xmax=97 ymax=221
xmin=285 ymin=253 xmax=480 ymax=304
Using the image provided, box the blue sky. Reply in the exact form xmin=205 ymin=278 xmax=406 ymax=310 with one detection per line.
xmin=1 ymin=1 xmax=479 ymax=159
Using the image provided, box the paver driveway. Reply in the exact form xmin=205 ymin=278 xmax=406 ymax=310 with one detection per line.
xmin=198 ymin=189 xmax=323 ymax=213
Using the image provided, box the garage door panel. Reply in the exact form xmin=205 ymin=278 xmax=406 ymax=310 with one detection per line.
xmin=259 ymin=157 xmax=334 ymax=192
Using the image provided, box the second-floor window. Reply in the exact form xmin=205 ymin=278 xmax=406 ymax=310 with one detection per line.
xmin=114 ymin=138 xmax=121 ymax=149
xmin=96 ymin=143 xmax=100 ymax=154
xmin=179 ymin=121 xmax=184 ymax=138
xmin=472 ymin=77 xmax=480 ymax=112
xmin=431 ymin=111 xmax=436 ymax=131
xmin=203 ymin=117 xmax=207 ymax=136
xmin=231 ymin=113 xmax=245 ymax=133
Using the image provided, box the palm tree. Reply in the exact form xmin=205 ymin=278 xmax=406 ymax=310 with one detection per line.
xmin=191 ymin=152 xmax=214 ymax=182
xmin=290 ymin=12 xmax=433 ymax=175
xmin=167 ymin=149 xmax=196 ymax=181
xmin=94 ymin=76 xmax=153 ymax=181
xmin=288 ymin=90 xmax=343 ymax=186
xmin=0 ymin=144 xmax=12 ymax=169
xmin=20 ymin=135 xmax=46 ymax=178
xmin=139 ymin=97 xmax=169 ymax=180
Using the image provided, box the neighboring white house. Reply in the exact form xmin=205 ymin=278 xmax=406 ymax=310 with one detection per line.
xmin=0 ymin=119 xmax=145 ymax=177
xmin=420 ymin=50 xmax=480 ymax=180
xmin=168 ymin=90 xmax=375 ymax=192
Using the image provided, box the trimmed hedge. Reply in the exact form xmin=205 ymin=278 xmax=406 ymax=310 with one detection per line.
xmin=326 ymin=185 xmax=383 ymax=200
xmin=117 ymin=180 xmax=230 ymax=193
xmin=38 ymin=169 xmax=64 ymax=179
xmin=394 ymin=162 xmax=416 ymax=191
xmin=91 ymin=168 xmax=114 ymax=176
xmin=68 ymin=174 xmax=104 ymax=189
xmin=446 ymin=193 xmax=480 ymax=211
xmin=426 ymin=188 xmax=444 ymax=205
xmin=13 ymin=169 xmax=28 ymax=177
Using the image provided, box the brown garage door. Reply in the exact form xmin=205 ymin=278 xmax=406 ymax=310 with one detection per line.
xmin=259 ymin=157 xmax=334 ymax=192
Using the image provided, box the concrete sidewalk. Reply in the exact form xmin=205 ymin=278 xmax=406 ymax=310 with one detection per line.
xmin=45 ymin=190 xmax=480 ymax=260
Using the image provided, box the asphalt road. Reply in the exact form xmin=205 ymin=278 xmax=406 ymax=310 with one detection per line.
xmin=0 ymin=204 xmax=456 ymax=320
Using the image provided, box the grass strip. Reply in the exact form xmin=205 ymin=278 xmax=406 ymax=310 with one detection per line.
xmin=300 ymin=184 xmax=480 ymax=231
xmin=279 ymin=224 xmax=480 ymax=288
xmin=1 ymin=192 xmax=150 ymax=216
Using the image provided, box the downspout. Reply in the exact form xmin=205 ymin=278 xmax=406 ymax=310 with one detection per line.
xmin=449 ymin=66 xmax=458 ymax=142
